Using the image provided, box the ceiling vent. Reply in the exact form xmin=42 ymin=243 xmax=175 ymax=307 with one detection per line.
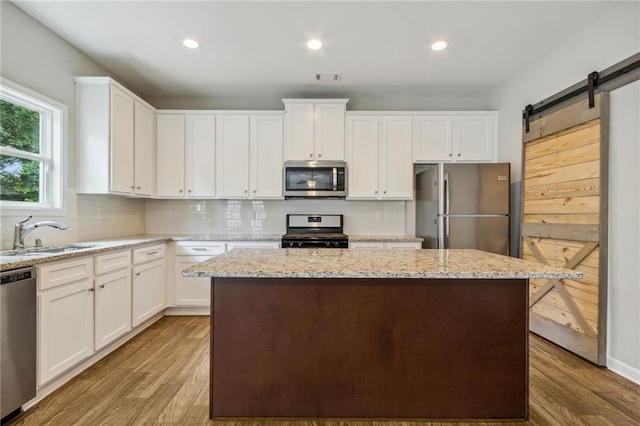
xmin=315 ymin=73 xmax=341 ymax=82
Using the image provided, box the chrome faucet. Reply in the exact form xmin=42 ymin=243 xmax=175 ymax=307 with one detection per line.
xmin=13 ymin=215 xmax=69 ymax=249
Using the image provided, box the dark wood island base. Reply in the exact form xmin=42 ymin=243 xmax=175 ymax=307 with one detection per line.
xmin=210 ymin=277 xmax=528 ymax=420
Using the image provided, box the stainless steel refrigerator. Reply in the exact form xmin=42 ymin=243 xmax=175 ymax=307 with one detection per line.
xmin=415 ymin=163 xmax=510 ymax=255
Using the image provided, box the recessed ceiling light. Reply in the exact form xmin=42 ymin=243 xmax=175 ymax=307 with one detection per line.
xmin=307 ymin=39 xmax=323 ymax=50
xmin=431 ymin=41 xmax=448 ymax=51
xmin=183 ymin=38 xmax=200 ymax=49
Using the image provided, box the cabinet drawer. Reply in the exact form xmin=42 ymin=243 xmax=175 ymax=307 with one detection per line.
xmin=349 ymin=242 xmax=385 ymax=249
xmin=38 ymin=258 xmax=94 ymax=291
xmin=95 ymin=250 xmax=132 ymax=275
xmin=174 ymin=242 xmax=225 ymax=256
xmin=226 ymin=241 xmax=280 ymax=250
xmin=133 ymin=244 xmax=165 ymax=265
xmin=385 ymin=242 xmax=422 ymax=249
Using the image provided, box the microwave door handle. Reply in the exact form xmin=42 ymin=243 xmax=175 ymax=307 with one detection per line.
xmin=333 ymin=168 xmax=337 ymax=191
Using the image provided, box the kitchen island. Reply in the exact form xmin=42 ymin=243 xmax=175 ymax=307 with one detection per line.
xmin=184 ymin=248 xmax=581 ymax=420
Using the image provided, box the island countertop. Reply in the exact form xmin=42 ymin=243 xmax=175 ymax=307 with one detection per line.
xmin=183 ymin=248 xmax=582 ymax=280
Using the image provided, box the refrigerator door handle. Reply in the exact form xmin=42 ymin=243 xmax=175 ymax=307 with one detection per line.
xmin=443 ymin=172 xmax=450 ymax=216
xmin=444 ymin=215 xmax=450 ymax=249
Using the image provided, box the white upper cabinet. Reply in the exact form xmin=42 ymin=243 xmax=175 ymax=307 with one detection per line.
xmin=346 ymin=114 xmax=413 ymax=200
xmin=156 ymin=114 xmax=216 ymax=198
xmin=452 ymin=114 xmax=496 ymax=161
xmin=380 ymin=116 xmax=413 ymax=199
xmin=413 ymin=112 xmax=497 ymax=163
xmin=133 ymin=101 xmax=156 ymax=196
xmin=186 ymin=115 xmax=216 ymax=197
xmin=413 ymin=115 xmax=453 ymax=162
xmin=156 ymin=114 xmax=186 ymax=197
xmin=216 ymin=115 xmax=250 ymax=198
xmin=345 ymin=115 xmax=380 ymax=198
xmin=250 ymin=115 xmax=284 ymax=198
xmin=75 ymin=77 xmax=156 ymax=196
xmin=283 ymin=99 xmax=348 ymax=161
xmin=216 ymin=113 xmax=284 ymax=199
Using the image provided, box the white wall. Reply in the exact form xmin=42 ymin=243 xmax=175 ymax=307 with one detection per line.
xmin=486 ymin=2 xmax=640 ymax=382
xmin=608 ymin=81 xmax=640 ymax=383
xmin=0 ymin=2 xmax=146 ymax=249
xmin=145 ymin=95 xmax=488 ymax=111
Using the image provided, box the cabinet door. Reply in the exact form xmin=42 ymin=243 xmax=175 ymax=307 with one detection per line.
xmin=186 ymin=114 xmax=216 ymax=197
xmin=453 ymin=115 xmax=495 ymax=161
xmin=284 ymin=103 xmax=314 ymax=160
xmin=380 ymin=116 xmax=413 ymax=199
xmin=132 ymin=259 xmax=165 ymax=327
xmin=110 ymin=86 xmax=135 ymax=194
xmin=134 ymin=101 xmax=155 ymax=196
xmin=157 ymin=114 xmax=185 ymax=197
xmin=314 ymin=103 xmax=345 ymax=161
xmin=413 ymin=116 xmax=453 ymax=162
xmin=38 ymin=278 xmax=94 ymax=385
xmin=385 ymin=242 xmax=422 ymax=249
xmin=95 ymin=269 xmax=132 ymax=350
xmin=250 ymin=115 xmax=283 ymax=199
xmin=345 ymin=115 xmax=380 ymax=199
xmin=175 ymin=255 xmax=215 ymax=306
xmin=216 ymin=115 xmax=250 ymax=198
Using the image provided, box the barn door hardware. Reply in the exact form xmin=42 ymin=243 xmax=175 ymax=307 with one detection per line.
xmin=523 ymin=52 xmax=640 ymax=133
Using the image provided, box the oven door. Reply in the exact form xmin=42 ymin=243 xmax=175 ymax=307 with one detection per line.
xmin=282 ymin=240 xmax=347 ymax=249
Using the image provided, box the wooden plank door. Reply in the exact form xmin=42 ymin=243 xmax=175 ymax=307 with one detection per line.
xmin=521 ymin=94 xmax=609 ymax=365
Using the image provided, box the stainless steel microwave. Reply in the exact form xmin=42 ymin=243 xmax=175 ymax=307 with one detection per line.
xmin=283 ymin=161 xmax=347 ymax=198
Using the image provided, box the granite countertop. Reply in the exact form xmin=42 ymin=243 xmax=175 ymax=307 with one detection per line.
xmin=348 ymin=235 xmax=423 ymax=242
xmin=0 ymin=233 xmax=421 ymax=271
xmin=183 ymin=248 xmax=583 ymax=280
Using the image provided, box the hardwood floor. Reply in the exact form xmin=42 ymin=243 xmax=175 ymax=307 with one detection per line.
xmin=7 ymin=316 xmax=640 ymax=426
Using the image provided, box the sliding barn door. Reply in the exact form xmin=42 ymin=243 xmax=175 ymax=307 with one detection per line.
xmin=521 ymin=94 xmax=609 ymax=365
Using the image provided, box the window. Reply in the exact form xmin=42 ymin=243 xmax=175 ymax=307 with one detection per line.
xmin=0 ymin=79 xmax=65 ymax=210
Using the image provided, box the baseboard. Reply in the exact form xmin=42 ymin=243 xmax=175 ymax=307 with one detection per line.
xmin=607 ymin=356 xmax=640 ymax=385
xmin=164 ymin=306 xmax=209 ymax=316
xmin=23 ymin=312 xmax=165 ymax=410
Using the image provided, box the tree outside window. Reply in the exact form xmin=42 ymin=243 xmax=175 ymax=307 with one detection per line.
xmin=0 ymin=80 xmax=64 ymax=210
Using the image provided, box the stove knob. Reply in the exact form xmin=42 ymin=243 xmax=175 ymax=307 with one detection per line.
xmin=297 ymin=242 xmax=303 ymax=248
xmin=334 ymin=242 xmax=340 ymax=248
xmin=289 ymin=241 xmax=295 ymax=248
xmin=325 ymin=242 xmax=332 ymax=248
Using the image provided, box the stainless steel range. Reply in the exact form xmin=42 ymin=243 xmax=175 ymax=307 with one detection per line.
xmin=281 ymin=214 xmax=348 ymax=248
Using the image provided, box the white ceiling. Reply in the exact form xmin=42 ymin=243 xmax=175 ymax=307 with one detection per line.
xmin=14 ymin=1 xmax=623 ymax=99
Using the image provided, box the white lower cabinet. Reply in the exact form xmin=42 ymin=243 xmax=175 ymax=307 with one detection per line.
xmin=94 ymin=268 xmax=132 ymax=350
xmin=226 ymin=241 xmax=280 ymax=250
xmin=174 ymin=242 xmax=225 ymax=306
xmin=350 ymin=241 xmax=421 ymax=249
xmin=38 ymin=258 xmax=94 ymax=386
xmin=132 ymin=244 xmax=165 ymax=327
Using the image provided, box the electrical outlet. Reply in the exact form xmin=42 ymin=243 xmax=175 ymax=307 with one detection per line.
xmin=376 ymin=211 xmax=384 ymax=220
xmin=164 ymin=209 xmax=172 ymax=220
xmin=97 ymin=208 xmax=104 ymax=220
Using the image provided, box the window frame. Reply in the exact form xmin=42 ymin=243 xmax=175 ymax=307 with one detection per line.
xmin=0 ymin=78 xmax=66 ymax=214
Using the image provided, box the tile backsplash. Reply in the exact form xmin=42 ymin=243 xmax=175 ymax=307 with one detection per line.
xmin=145 ymin=199 xmax=407 ymax=236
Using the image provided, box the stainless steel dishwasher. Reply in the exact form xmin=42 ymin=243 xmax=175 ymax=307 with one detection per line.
xmin=1 ymin=266 xmax=37 ymax=420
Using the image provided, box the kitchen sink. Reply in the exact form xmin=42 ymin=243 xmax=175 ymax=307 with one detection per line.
xmin=0 ymin=243 xmax=99 ymax=257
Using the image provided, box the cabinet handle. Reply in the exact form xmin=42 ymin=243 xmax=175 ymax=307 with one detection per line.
xmin=192 ymin=248 xmax=209 ymax=252
xmin=99 ymin=284 xmax=105 ymax=289
xmin=383 ymin=190 xmax=387 ymax=194
xmin=88 ymin=288 xmax=94 ymax=292
xmin=188 ymin=189 xmax=192 ymax=193
xmin=136 ymin=186 xmax=141 ymax=190
xmin=374 ymin=190 xmax=378 ymax=194
xmin=179 ymin=189 xmax=184 ymax=193
xmin=318 ymin=153 xmax=322 ymax=158
xmin=449 ymin=153 xmax=452 ymax=157
xmin=130 ymin=186 xmax=135 ymax=189
xmin=244 ymin=190 xmax=248 ymax=194
xmin=146 ymin=251 xmax=159 ymax=255
xmin=253 ymin=190 xmax=256 ymax=193
xmin=135 ymin=272 xmax=141 ymax=277
xmin=457 ymin=153 xmax=461 ymax=157
xmin=309 ymin=153 xmax=313 ymax=158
